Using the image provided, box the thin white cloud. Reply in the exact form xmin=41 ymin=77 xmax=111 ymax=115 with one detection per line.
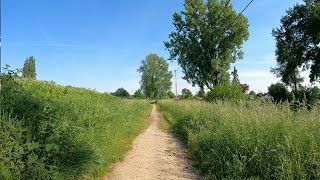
xmin=237 ymin=69 xmax=278 ymax=92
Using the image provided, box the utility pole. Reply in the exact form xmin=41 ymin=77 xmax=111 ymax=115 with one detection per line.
xmin=175 ymin=70 xmax=178 ymax=98
xmin=174 ymin=66 xmax=180 ymax=99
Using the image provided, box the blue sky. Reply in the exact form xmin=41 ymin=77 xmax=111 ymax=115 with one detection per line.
xmin=3 ymin=0 xmax=304 ymax=94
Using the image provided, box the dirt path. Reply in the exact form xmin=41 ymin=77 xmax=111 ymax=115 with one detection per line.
xmin=103 ymin=105 xmax=199 ymax=180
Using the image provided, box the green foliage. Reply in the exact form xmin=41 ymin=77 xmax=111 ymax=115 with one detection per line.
xmin=0 ymin=69 xmax=150 ymax=179
xmin=290 ymin=86 xmax=320 ymax=109
xmin=268 ymin=82 xmax=320 ymax=110
xmin=206 ymin=84 xmax=245 ymax=101
xmin=137 ymin=54 xmax=173 ymax=99
xmin=257 ymin=92 xmax=263 ymax=98
xmin=165 ymin=0 xmax=249 ymax=90
xmin=272 ymin=0 xmax=320 ymax=86
xmin=181 ymin=88 xmax=193 ymax=99
xmin=159 ymin=100 xmax=320 ymax=179
xmin=22 ymin=56 xmax=37 ymax=79
xmin=195 ymin=89 xmax=206 ymax=99
xmin=247 ymin=90 xmax=257 ymax=100
xmin=248 ymin=90 xmax=256 ymax=96
xmin=268 ymin=83 xmax=289 ymax=103
xmin=167 ymin=91 xmax=175 ymax=99
xmin=112 ymin=87 xmax=130 ymax=98
xmin=133 ymin=89 xmax=145 ymax=99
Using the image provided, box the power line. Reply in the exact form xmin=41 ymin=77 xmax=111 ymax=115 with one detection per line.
xmin=174 ymin=0 xmax=254 ymax=97
xmin=212 ymin=0 xmax=231 ymax=23
xmin=229 ymin=0 xmax=254 ymax=26
xmin=174 ymin=0 xmax=231 ymax=98
xmin=190 ymin=0 xmax=254 ymax=66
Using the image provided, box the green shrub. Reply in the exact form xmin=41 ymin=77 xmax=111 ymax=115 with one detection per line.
xmin=206 ymin=84 xmax=245 ymax=101
xmin=167 ymin=91 xmax=175 ymax=99
xmin=181 ymin=88 xmax=193 ymax=99
xmin=268 ymin=83 xmax=290 ymax=103
xmin=159 ymin=100 xmax=320 ymax=179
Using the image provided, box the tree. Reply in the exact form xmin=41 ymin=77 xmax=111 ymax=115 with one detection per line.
xmin=137 ymin=54 xmax=173 ymax=99
xmin=181 ymin=88 xmax=193 ymax=99
xmin=249 ymin=90 xmax=256 ymax=97
xmin=268 ymin=83 xmax=289 ymax=103
xmin=22 ymin=56 xmax=37 ymax=79
xmin=133 ymin=89 xmax=145 ymax=99
xmin=167 ymin=91 xmax=175 ymax=98
xmin=164 ymin=0 xmax=249 ymax=91
xmin=257 ymin=92 xmax=263 ymax=98
xmin=241 ymin=83 xmax=249 ymax=93
xmin=112 ymin=88 xmax=130 ymax=98
xmin=272 ymin=0 xmax=320 ymax=91
xmin=248 ymin=90 xmax=256 ymax=99
xmin=231 ymin=67 xmax=240 ymax=85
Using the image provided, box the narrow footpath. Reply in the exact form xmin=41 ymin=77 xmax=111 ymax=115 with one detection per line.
xmin=103 ymin=105 xmax=199 ymax=180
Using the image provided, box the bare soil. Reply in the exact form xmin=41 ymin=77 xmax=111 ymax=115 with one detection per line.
xmin=103 ymin=105 xmax=199 ymax=180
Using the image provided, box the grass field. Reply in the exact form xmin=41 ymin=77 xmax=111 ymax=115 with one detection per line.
xmin=0 ymin=78 xmax=151 ymax=179
xmin=158 ymin=100 xmax=320 ymax=179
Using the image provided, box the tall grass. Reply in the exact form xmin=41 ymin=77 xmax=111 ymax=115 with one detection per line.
xmin=0 ymin=76 xmax=151 ymax=179
xmin=158 ymin=100 xmax=320 ymax=179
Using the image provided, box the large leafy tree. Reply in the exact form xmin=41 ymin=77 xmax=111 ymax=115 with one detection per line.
xmin=272 ymin=0 xmax=320 ymax=91
xmin=137 ymin=54 xmax=173 ymax=99
xmin=164 ymin=0 xmax=249 ymax=91
xmin=22 ymin=56 xmax=37 ymax=79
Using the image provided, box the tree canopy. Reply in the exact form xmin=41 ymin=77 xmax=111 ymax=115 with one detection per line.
xmin=181 ymin=88 xmax=193 ymax=99
xmin=164 ymin=0 xmax=249 ymax=90
xmin=112 ymin=88 xmax=130 ymax=98
xmin=167 ymin=91 xmax=175 ymax=98
xmin=268 ymin=83 xmax=289 ymax=103
xmin=272 ymin=0 xmax=320 ymax=90
xmin=22 ymin=56 xmax=37 ymax=79
xmin=137 ymin=54 xmax=173 ymax=99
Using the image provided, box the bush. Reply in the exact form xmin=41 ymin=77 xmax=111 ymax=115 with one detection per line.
xmin=181 ymin=88 xmax=193 ymax=99
xmin=268 ymin=83 xmax=289 ymax=103
xmin=290 ymin=86 xmax=320 ymax=110
xmin=112 ymin=87 xmax=130 ymax=98
xmin=206 ymin=84 xmax=245 ymax=101
xmin=167 ymin=91 xmax=175 ymax=99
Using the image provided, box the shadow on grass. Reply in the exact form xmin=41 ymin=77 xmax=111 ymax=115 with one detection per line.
xmin=0 ymin=78 xmax=95 ymax=178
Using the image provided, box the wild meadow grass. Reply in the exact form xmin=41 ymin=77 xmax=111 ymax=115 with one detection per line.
xmin=0 ymin=78 xmax=151 ymax=179
xmin=158 ymin=100 xmax=320 ymax=179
